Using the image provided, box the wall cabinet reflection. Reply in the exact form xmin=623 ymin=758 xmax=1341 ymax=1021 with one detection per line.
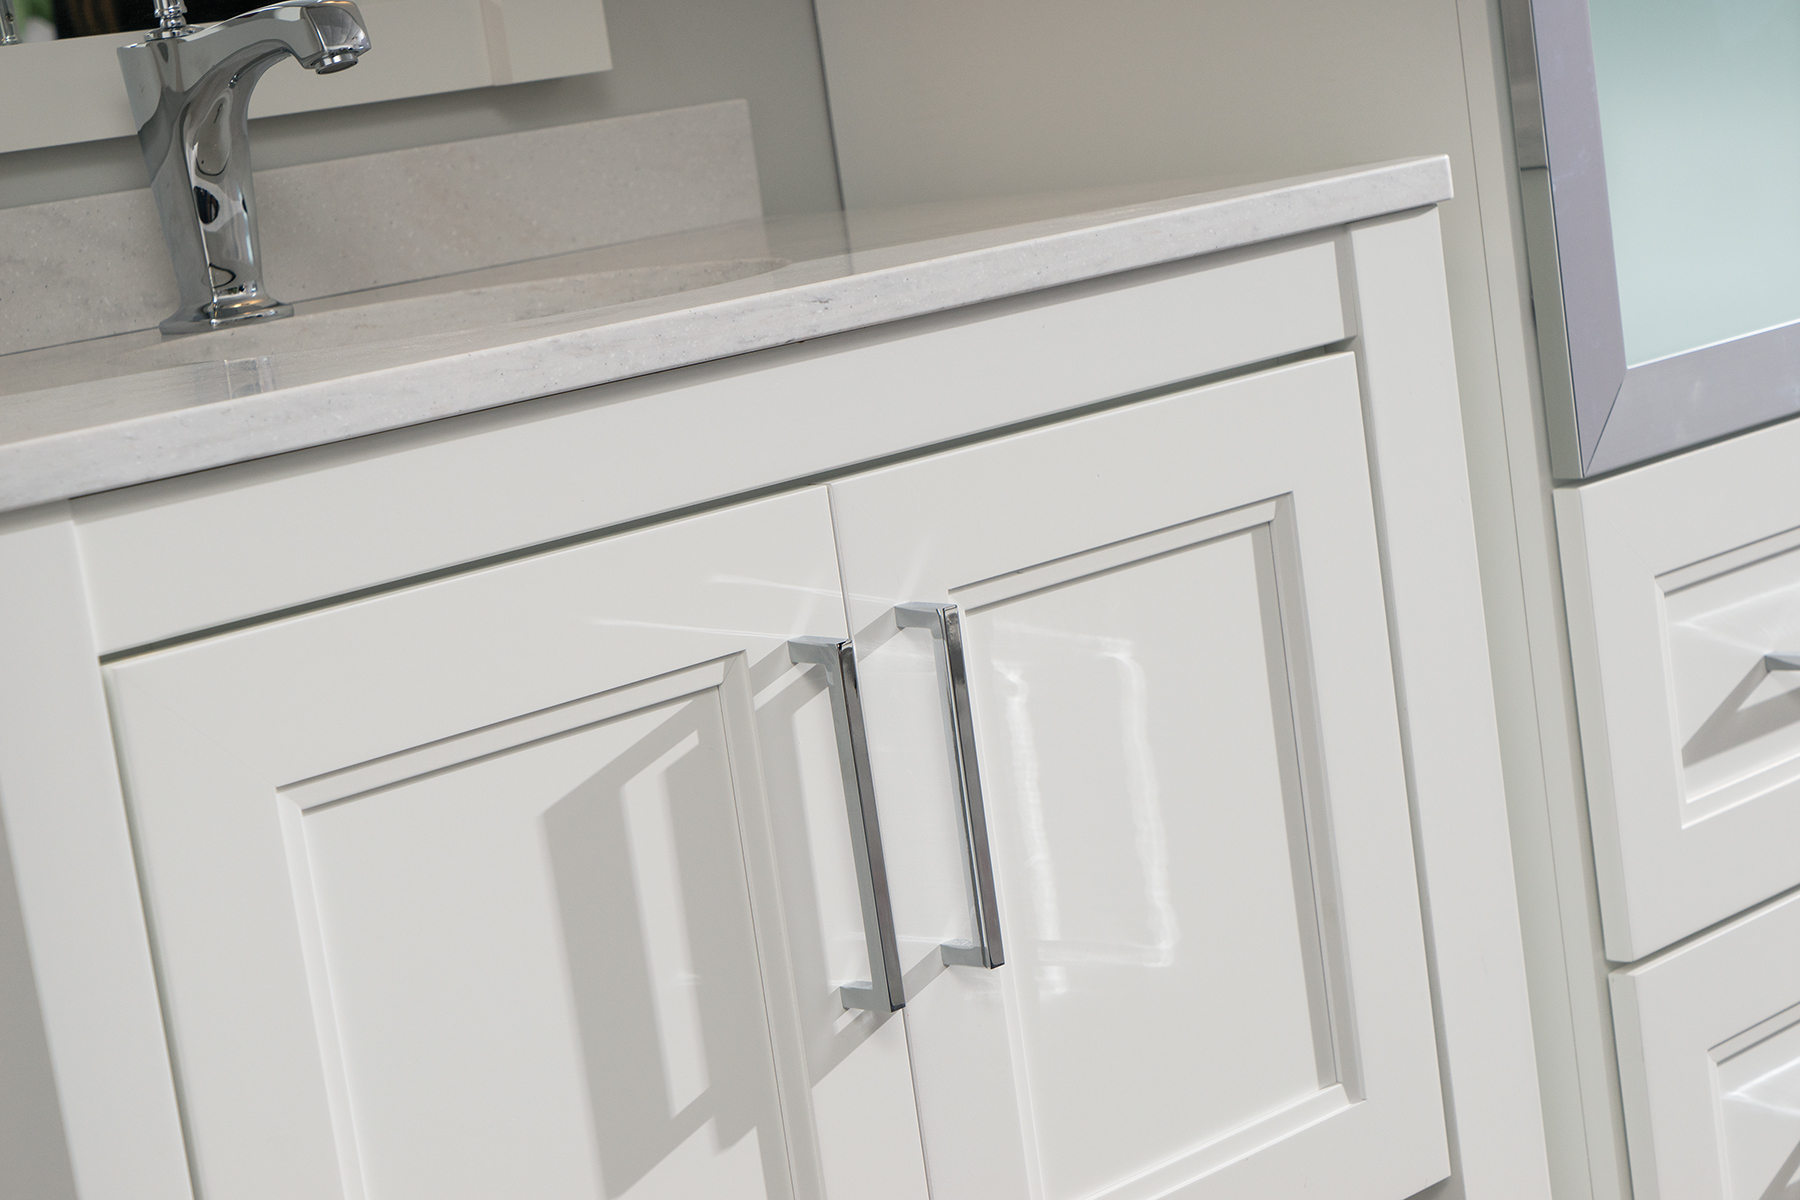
xmin=6 ymin=0 xmax=263 ymax=41
xmin=0 ymin=0 xmax=611 ymax=154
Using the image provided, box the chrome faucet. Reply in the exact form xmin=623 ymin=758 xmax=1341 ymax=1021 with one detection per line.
xmin=119 ymin=0 xmax=370 ymax=335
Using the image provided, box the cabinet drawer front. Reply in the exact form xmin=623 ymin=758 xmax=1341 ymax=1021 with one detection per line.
xmin=73 ymin=235 xmax=1347 ymax=655
xmin=827 ymin=353 xmax=1446 ymax=1200
xmin=103 ymin=488 xmax=929 ymax=1200
xmin=1612 ymin=890 xmax=1800 ymax=1200
xmin=1558 ymin=415 xmax=1800 ymax=960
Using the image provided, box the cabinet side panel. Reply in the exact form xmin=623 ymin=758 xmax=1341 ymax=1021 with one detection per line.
xmin=1548 ymin=485 xmax=1638 ymax=961
xmin=0 ymin=504 xmax=192 ymax=1200
xmin=0 ymin=799 xmax=77 ymax=1200
xmin=1345 ymin=208 xmax=1553 ymax=1199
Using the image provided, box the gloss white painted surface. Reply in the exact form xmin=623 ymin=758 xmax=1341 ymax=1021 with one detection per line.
xmin=1717 ymin=1015 xmax=1800 ymax=1200
xmin=1556 ymin=414 xmax=1800 ymax=960
xmin=829 ymin=353 xmax=1446 ymax=1199
xmin=301 ymin=683 xmax=785 ymax=1200
xmin=1611 ymin=890 xmax=1800 ymax=1200
xmin=964 ymin=526 xmax=1333 ymax=1200
xmin=0 ymin=156 xmax=1450 ymax=514
xmin=1341 ymin=208 xmax=1557 ymax=1200
xmin=0 ymin=176 xmax=1548 ymax=1200
xmin=101 ymin=489 xmax=929 ymax=1200
xmin=0 ymin=505 xmax=191 ymax=1200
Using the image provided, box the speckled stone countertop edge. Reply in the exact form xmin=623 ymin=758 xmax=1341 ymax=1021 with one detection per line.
xmin=0 ymin=155 xmax=1450 ymax=514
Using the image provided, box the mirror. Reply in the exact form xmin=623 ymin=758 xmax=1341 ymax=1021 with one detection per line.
xmin=0 ymin=0 xmax=611 ymax=154
xmin=1588 ymin=0 xmax=1800 ymax=368
xmin=11 ymin=2 xmax=265 ymax=41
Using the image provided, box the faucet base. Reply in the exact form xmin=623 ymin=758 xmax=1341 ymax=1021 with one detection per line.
xmin=160 ymin=297 xmax=294 ymax=337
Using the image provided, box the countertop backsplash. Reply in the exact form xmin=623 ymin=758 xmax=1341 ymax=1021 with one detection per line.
xmin=0 ymin=99 xmax=762 ymax=358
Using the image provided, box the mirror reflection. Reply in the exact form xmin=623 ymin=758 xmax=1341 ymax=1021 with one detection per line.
xmin=1590 ymin=0 xmax=1800 ymax=365
xmin=4 ymin=0 xmax=263 ymax=42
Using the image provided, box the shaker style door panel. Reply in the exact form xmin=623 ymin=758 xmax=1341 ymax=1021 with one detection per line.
xmin=1612 ymin=890 xmax=1800 ymax=1200
xmin=102 ymin=489 xmax=929 ymax=1200
xmin=827 ymin=353 xmax=1447 ymax=1200
xmin=1556 ymin=416 xmax=1800 ymax=960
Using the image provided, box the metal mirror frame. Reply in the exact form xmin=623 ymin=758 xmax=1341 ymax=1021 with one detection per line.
xmin=1502 ymin=0 xmax=1800 ymax=479
xmin=0 ymin=0 xmax=610 ymax=157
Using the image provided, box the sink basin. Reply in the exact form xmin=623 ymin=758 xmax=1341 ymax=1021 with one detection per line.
xmin=0 ymin=254 xmax=788 ymax=398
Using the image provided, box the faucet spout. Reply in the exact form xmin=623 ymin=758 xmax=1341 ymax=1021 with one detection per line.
xmin=119 ymin=1 xmax=371 ymax=335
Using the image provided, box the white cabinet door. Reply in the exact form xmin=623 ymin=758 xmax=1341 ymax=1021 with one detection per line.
xmin=827 ymin=354 xmax=1448 ymax=1200
xmin=1612 ymin=890 xmax=1800 ymax=1200
xmin=102 ymin=489 xmax=929 ymax=1200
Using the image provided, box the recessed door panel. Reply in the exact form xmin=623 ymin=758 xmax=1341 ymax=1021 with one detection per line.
xmin=299 ymin=681 xmax=784 ymax=1200
xmin=963 ymin=521 xmax=1334 ymax=1200
xmin=103 ymin=489 xmax=929 ymax=1200
xmin=828 ymin=353 xmax=1446 ymax=1200
xmin=1666 ymin=541 xmax=1800 ymax=823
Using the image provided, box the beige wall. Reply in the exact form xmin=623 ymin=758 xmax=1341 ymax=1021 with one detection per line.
xmin=819 ymin=2 xmax=1464 ymax=210
xmin=0 ymin=0 xmax=842 ymax=217
xmin=811 ymin=4 xmax=1617 ymax=1200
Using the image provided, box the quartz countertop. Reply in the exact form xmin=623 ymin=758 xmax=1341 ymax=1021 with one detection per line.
xmin=0 ymin=156 xmax=1450 ymax=513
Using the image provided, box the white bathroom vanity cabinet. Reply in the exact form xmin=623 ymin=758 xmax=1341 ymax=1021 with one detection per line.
xmin=0 ymin=164 xmax=1539 ymax=1200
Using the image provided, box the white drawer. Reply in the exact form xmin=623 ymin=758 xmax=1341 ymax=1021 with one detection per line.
xmin=1611 ymin=889 xmax=1800 ymax=1200
xmin=1557 ymin=415 xmax=1800 ymax=960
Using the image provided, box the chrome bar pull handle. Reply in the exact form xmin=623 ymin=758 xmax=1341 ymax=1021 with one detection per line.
xmin=895 ymin=602 xmax=1005 ymax=971
xmin=1768 ymin=655 xmax=1800 ymax=672
xmin=789 ymin=637 xmax=906 ymax=1012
